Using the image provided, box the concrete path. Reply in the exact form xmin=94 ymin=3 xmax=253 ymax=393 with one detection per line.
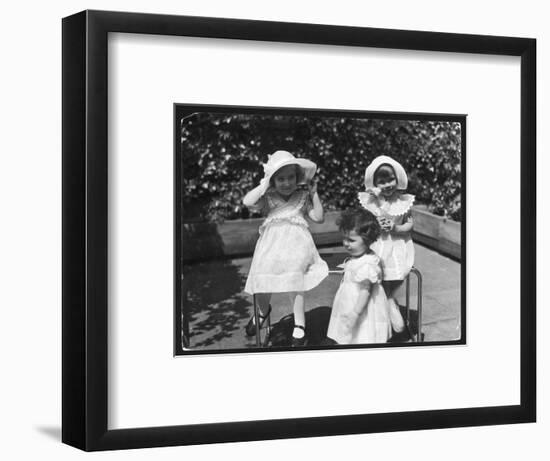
xmin=183 ymin=243 xmax=461 ymax=351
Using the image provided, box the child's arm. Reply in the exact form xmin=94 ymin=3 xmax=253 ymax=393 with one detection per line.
xmin=391 ymin=211 xmax=413 ymax=235
xmin=337 ymin=285 xmax=370 ymax=343
xmin=353 ymin=286 xmax=371 ymax=317
xmin=307 ymin=181 xmax=325 ymax=223
xmin=243 ymin=182 xmax=267 ymax=208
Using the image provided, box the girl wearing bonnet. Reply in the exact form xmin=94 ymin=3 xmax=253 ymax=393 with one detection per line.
xmin=358 ymin=155 xmax=415 ymax=334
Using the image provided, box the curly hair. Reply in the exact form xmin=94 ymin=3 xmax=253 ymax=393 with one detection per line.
xmin=338 ymin=208 xmax=381 ymax=248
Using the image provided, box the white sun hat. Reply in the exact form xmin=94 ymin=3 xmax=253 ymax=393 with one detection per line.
xmin=364 ymin=155 xmax=408 ymax=190
xmin=256 ymin=150 xmax=317 ymax=196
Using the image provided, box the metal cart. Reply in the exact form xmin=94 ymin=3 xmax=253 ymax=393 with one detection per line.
xmin=252 ymin=266 xmax=423 ymax=347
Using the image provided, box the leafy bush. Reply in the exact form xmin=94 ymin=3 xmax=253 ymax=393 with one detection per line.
xmin=180 ymin=113 xmax=462 ymax=222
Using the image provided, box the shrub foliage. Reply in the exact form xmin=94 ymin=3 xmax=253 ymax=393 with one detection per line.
xmin=180 ymin=113 xmax=462 ymax=222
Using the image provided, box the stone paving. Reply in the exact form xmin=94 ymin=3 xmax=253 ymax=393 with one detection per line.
xmin=183 ymin=242 xmax=461 ymax=351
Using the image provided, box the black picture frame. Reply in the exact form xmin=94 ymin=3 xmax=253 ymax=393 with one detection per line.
xmin=62 ymin=10 xmax=536 ymax=451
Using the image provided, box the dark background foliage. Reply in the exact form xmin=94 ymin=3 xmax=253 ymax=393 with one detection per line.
xmin=180 ymin=112 xmax=462 ymax=222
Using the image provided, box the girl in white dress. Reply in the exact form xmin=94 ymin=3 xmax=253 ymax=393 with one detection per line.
xmin=243 ymin=150 xmax=329 ymax=346
xmin=358 ymin=155 xmax=415 ymax=333
xmin=325 ymin=209 xmax=392 ymax=344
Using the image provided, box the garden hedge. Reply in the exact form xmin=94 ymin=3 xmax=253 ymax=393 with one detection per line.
xmin=180 ymin=113 xmax=461 ymax=222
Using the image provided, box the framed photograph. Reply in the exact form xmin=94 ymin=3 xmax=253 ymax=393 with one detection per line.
xmin=175 ymin=104 xmax=465 ymax=355
xmin=62 ymin=10 xmax=536 ymax=451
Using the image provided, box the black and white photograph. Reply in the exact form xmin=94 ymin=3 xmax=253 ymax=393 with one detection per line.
xmin=3 ymin=1 xmax=537 ymax=456
xmin=176 ymin=106 xmax=465 ymax=354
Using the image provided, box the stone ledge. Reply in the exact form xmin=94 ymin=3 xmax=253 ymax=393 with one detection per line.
xmin=182 ymin=207 xmax=461 ymax=262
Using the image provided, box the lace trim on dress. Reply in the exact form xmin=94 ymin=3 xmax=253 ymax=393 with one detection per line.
xmin=265 ymin=189 xmax=308 ymax=211
xmin=259 ymin=189 xmax=309 ymax=234
xmin=259 ymin=215 xmax=309 ymax=233
xmin=358 ymin=191 xmax=415 ymax=217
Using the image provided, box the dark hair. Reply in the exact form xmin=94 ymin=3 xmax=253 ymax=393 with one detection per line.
xmin=373 ymin=164 xmax=396 ymax=185
xmin=338 ymin=209 xmax=381 ymax=247
xmin=269 ymin=164 xmax=305 ymax=186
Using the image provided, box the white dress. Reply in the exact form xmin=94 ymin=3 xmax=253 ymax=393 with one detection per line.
xmin=358 ymin=191 xmax=415 ymax=281
xmin=244 ymin=189 xmax=329 ymax=294
xmin=326 ymin=253 xmax=391 ymax=344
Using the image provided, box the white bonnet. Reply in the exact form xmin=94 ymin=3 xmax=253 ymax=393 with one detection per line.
xmin=364 ymin=155 xmax=408 ymax=190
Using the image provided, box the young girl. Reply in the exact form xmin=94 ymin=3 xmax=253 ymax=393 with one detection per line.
xmin=243 ymin=150 xmax=329 ymax=346
xmin=325 ymin=209 xmax=392 ymax=344
xmin=358 ymin=155 xmax=415 ymax=334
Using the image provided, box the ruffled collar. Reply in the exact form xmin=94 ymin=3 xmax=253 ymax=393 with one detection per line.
xmin=358 ymin=190 xmax=414 ymax=217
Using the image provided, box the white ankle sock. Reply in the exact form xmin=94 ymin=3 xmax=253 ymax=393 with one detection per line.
xmin=292 ymin=326 xmax=305 ymax=338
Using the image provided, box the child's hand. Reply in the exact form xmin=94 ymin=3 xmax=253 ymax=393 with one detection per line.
xmin=377 ymin=216 xmax=394 ymax=232
xmin=366 ymin=187 xmax=381 ymax=197
xmin=308 ymin=180 xmax=318 ymax=197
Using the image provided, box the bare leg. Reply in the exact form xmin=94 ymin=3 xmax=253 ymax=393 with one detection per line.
xmin=383 ymin=281 xmax=405 ymax=333
xmin=289 ymin=291 xmax=306 ymax=338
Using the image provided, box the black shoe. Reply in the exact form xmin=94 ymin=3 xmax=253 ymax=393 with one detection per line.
xmin=245 ymin=305 xmax=272 ymax=337
xmin=291 ymin=325 xmax=307 ymax=347
xmin=319 ymin=337 xmax=338 ymax=346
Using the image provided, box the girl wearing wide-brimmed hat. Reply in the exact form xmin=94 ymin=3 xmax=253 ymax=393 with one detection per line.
xmin=243 ymin=150 xmax=329 ymax=346
xmin=358 ymin=155 xmax=415 ymax=334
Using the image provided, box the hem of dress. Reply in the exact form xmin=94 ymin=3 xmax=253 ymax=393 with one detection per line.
xmin=381 ymin=270 xmax=412 ymax=281
xmin=244 ymin=266 xmax=329 ymax=295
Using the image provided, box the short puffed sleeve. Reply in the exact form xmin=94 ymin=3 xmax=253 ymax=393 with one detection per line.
xmin=351 ymin=256 xmax=382 ymax=284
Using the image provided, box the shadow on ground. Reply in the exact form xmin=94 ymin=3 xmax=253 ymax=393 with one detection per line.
xmin=35 ymin=426 xmax=61 ymax=441
xmin=181 ymin=244 xmax=447 ymax=351
xmin=268 ymin=306 xmax=332 ymax=347
xmin=267 ymin=304 xmax=419 ymax=347
xmin=183 ymin=260 xmax=250 ymax=349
